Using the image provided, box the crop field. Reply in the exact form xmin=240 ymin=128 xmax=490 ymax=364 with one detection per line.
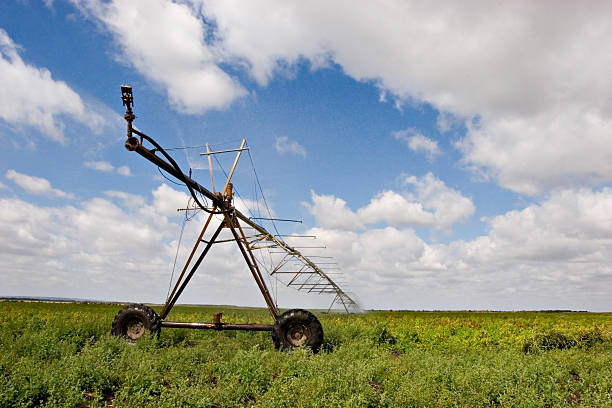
xmin=0 ymin=301 xmax=610 ymax=407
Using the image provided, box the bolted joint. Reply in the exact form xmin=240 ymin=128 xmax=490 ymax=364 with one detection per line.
xmin=125 ymin=136 xmax=139 ymax=151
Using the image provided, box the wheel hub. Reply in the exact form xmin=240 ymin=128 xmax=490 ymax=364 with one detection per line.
xmin=125 ymin=318 xmax=145 ymax=340
xmin=286 ymin=325 xmax=310 ymax=347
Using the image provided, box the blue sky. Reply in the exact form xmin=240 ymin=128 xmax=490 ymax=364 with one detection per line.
xmin=1 ymin=1 xmax=611 ymax=311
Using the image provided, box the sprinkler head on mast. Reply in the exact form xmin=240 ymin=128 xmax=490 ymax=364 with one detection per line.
xmin=121 ymin=85 xmax=133 ymax=108
xmin=121 ymin=85 xmax=139 ymax=151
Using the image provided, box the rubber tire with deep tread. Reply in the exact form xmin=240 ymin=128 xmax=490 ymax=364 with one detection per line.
xmin=272 ymin=309 xmax=323 ymax=353
xmin=111 ymin=304 xmax=161 ymax=342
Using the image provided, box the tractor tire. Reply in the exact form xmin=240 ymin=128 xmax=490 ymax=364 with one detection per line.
xmin=111 ymin=304 xmax=161 ymax=342
xmin=272 ymin=309 xmax=323 ymax=353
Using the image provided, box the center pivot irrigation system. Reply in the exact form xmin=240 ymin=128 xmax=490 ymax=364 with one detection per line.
xmin=111 ymin=86 xmax=360 ymax=352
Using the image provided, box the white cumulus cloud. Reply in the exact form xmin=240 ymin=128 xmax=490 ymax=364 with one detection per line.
xmin=304 ymin=192 xmax=363 ymax=231
xmin=306 ymin=173 xmax=474 ymax=231
xmin=1 ymin=178 xmax=610 ymax=310
xmin=67 ymin=1 xmax=612 ymax=193
xmin=194 ymin=1 xmax=612 ymax=194
xmin=393 ymin=128 xmax=440 ymax=161
xmin=0 ymin=183 xmax=277 ymax=306
xmin=0 ymin=28 xmax=108 ymax=143
xmin=306 ymin=188 xmax=612 ymax=311
xmin=275 ymin=136 xmax=306 ymax=157
xmin=403 ymin=173 xmax=475 ymax=230
xmin=84 ymin=160 xmax=114 ymax=173
xmin=358 ymin=191 xmax=435 ymax=228
xmin=116 ymin=166 xmax=131 ymax=176
xmin=5 ymin=170 xmax=74 ymax=199
xmin=71 ymin=0 xmax=246 ymax=113
xmin=84 ymin=161 xmax=132 ymax=176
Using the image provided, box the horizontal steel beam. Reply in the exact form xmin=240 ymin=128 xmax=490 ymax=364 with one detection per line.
xmin=162 ymin=321 xmax=273 ymax=331
xmin=199 ymin=147 xmax=250 ymax=156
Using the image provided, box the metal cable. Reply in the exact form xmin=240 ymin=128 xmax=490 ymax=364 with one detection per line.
xmin=166 ymin=215 xmax=187 ymax=303
xmin=136 ymin=131 xmax=222 ymax=215
xmin=246 ymin=148 xmax=282 ymax=238
xmin=158 ymin=166 xmax=189 ymax=187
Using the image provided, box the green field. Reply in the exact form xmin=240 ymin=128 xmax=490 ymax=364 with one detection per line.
xmin=0 ymin=301 xmax=610 ymax=407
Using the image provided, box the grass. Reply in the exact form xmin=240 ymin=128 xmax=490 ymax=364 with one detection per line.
xmin=0 ymin=301 xmax=610 ymax=407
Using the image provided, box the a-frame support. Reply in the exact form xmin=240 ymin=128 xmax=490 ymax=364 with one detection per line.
xmin=159 ymin=140 xmax=279 ymax=325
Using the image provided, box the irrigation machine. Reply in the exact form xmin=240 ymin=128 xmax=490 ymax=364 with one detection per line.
xmin=111 ymin=86 xmax=360 ymax=352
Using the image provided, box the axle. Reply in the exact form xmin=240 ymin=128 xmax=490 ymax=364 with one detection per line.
xmin=161 ymin=321 xmax=273 ymax=331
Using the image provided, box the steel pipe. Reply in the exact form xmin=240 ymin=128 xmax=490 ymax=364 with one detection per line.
xmin=162 ymin=321 xmax=273 ymax=331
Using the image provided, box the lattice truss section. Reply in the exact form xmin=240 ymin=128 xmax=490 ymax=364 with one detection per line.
xmin=245 ymin=230 xmax=361 ymax=313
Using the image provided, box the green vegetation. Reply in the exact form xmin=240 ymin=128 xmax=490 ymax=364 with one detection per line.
xmin=0 ymin=301 xmax=610 ymax=407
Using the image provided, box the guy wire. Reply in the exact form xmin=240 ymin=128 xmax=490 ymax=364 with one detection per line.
xmin=166 ymin=213 xmax=188 ymax=303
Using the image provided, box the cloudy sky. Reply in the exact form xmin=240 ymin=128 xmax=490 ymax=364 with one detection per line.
xmin=1 ymin=1 xmax=611 ymax=312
